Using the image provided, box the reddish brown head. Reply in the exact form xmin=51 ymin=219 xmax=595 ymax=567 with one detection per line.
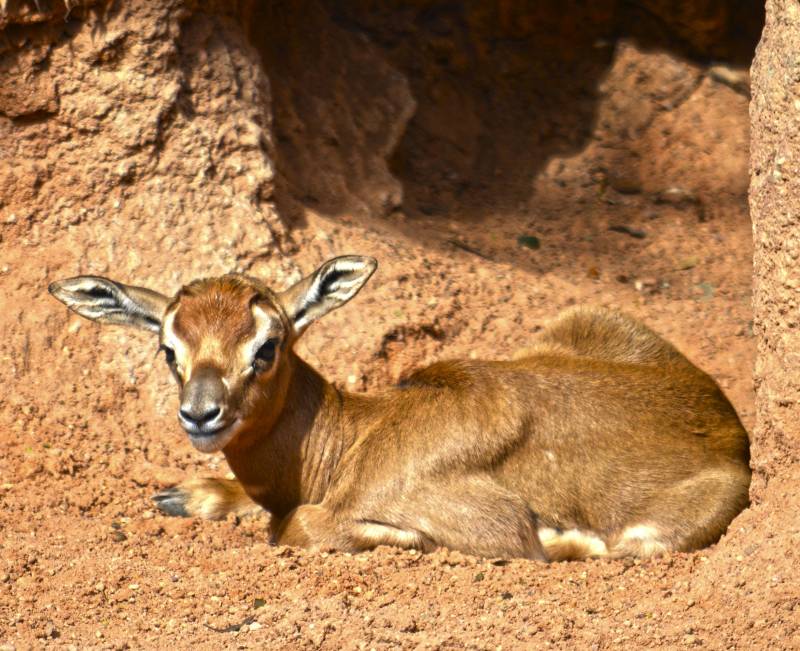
xmin=49 ymin=256 xmax=377 ymax=452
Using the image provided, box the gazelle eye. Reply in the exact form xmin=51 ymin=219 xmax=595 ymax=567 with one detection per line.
xmin=159 ymin=345 xmax=176 ymax=366
xmin=253 ymin=339 xmax=277 ymax=371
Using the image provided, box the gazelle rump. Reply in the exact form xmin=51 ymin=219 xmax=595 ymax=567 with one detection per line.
xmin=49 ymin=256 xmax=751 ymax=560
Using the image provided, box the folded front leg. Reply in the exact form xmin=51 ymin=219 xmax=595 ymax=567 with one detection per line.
xmin=152 ymin=477 xmax=263 ymax=520
xmin=273 ymin=475 xmax=547 ymax=560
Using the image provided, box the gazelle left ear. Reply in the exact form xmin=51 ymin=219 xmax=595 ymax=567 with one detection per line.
xmin=279 ymin=256 xmax=377 ymax=335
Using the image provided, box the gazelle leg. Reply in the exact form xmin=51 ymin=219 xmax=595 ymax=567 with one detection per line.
xmin=379 ymin=475 xmax=547 ymax=560
xmin=271 ymin=504 xmax=348 ymax=549
xmin=273 ymin=476 xmax=547 ymax=560
xmin=273 ymin=504 xmax=435 ymax=552
xmin=152 ymin=477 xmax=262 ymax=520
xmin=606 ymin=464 xmax=751 ymax=558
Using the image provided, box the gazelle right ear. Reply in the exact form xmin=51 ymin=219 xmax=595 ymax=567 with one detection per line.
xmin=48 ymin=276 xmax=170 ymax=334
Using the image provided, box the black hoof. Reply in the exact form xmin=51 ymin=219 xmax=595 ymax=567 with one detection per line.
xmin=152 ymin=487 xmax=191 ymax=517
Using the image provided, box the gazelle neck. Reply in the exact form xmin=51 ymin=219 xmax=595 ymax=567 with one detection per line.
xmin=222 ymin=354 xmax=359 ymax=517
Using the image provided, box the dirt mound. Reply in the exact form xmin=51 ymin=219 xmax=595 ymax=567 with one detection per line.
xmin=2 ymin=1 xmax=798 ymax=648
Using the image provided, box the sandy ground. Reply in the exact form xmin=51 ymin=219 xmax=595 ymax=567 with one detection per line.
xmin=4 ymin=190 xmax=791 ymax=649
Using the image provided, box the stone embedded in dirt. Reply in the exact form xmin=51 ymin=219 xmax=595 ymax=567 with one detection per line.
xmin=633 ymin=278 xmax=662 ymax=295
xmin=609 ymin=225 xmax=647 ymax=239
xmin=605 ymin=151 xmax=644 ymax=194
xmin=696 ymin=281 xmax=715 ymax=301
xmin=654 ymin=187 xmax=700 ymax=207
xmin=516 ymin=235 xmax=541 ymax=250
xmin=708 ymin=65 xmax=750 ymax=96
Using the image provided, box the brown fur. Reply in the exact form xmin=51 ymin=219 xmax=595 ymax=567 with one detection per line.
xmin=171 ymin=276 xmax=272 ymax=361
xmin=174 ymin=299 xmax=750 ymax=560
xmin=50 ymin=265 xmax=752 ymax=561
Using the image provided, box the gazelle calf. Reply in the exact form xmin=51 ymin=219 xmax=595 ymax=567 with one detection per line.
xmin=49 ymin=256 xmax=751 ymax=560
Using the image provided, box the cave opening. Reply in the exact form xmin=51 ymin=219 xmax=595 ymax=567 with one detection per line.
xmin=250 ymin=0 xmax=764 ymax=228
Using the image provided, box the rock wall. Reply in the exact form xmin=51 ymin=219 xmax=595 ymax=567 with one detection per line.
xmin=0 ymin=0 xmax=767 ymax=488
xmin=0 ymin=1 xmax=283 ymax=271
xmin=750 ymin=0 xmax=800 ymax=489
xmin=0 ymin=0 xmax=287 ymax=439
xmin=248 ymin=0 xmax=416 ymax=221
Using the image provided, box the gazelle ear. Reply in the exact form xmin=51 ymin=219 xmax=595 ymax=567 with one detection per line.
xmin=279 ymin=256 xmax=377 ymax=336
xmin=48 ymin=276 xmax=170 ymax=334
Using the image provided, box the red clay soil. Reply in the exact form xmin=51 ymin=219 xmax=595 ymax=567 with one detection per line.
xmin=1 ymin=1 xmax=799 ymax=649
xmin=4 ymin=168 xmax=790 ymax=649
xmin=3 ymin=191 xmax=784 ymax=651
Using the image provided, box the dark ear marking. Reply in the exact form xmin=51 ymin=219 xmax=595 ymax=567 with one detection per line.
xmin=81 ymin=285 xmax=116 ymax=299
xmin=319 ymin=267 xmax=348 ymax=295
xmin=48 ymin=276 xmax=170 ymax=334
xmin=278 ymin=255 xmax=377 ymax=336
xmin=294 ymin=306 xmax=308 ymax=325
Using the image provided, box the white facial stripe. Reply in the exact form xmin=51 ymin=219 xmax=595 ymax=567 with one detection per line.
xmin=161 ymin=308 xmax=191 ymax=374
xmin=292 ymin=306 xmax=313 ymax=334
xmin=240 ymin=304 xmax=281 ymax=370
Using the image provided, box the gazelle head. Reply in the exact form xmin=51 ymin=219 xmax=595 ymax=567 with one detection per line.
xmin=49 ymin=256 xmax=377 ymax=453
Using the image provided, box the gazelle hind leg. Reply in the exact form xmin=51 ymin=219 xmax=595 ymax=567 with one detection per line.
xmin=541 ymin=463 xmax=751 ymax=561
xmin=607 ymin=464 xmax=751 ymax=559
xmin=607 ymin=524 xmax=670 ymax=559
xmin=537 ymin=527 xmax=609 ymax=561
xmin=152 ymin=477 xmax=262 ymax=520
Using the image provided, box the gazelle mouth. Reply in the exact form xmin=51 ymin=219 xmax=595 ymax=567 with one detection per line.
xmin=184 ymin=419 xmax=242 ymax=453
xmin=188 ymin=424 xmax=228 ymax=437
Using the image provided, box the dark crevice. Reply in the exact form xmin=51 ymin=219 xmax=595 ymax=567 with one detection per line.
xmin=249 ymin=0 xmax=763 ymax=227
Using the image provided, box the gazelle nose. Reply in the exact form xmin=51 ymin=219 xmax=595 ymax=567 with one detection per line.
xmin=179 ymin=405 xmax=221 ymax=427
xmin=179 ymin=366 xmax=226 ymax=433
